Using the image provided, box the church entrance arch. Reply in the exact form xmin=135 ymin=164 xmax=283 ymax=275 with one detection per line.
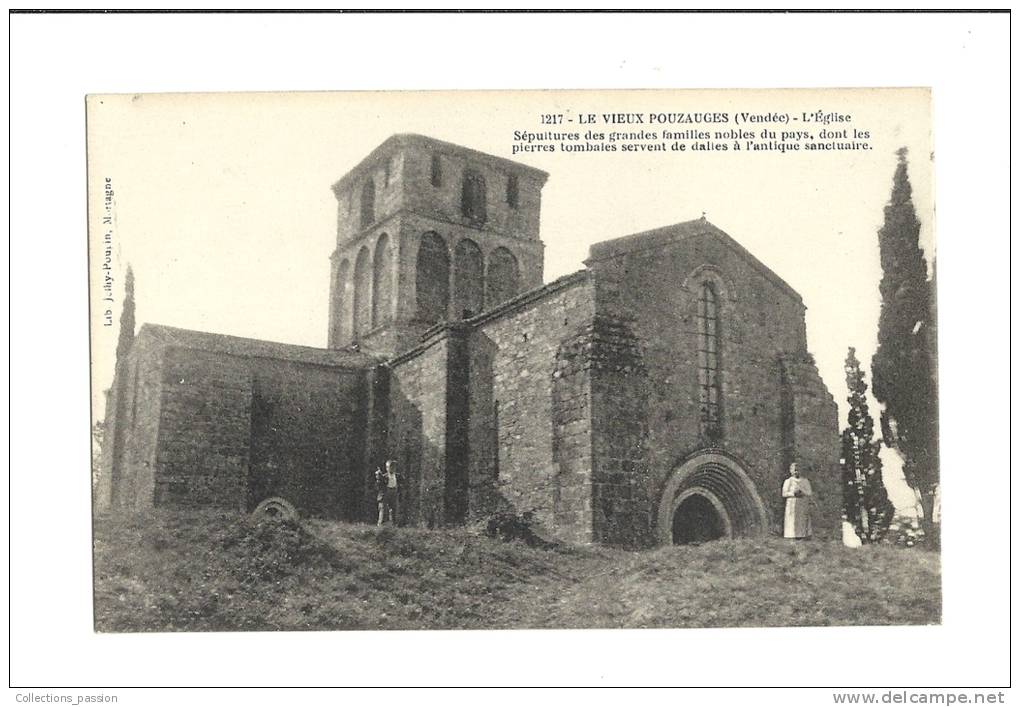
xmin=671 ymin=490 xmax=729 ymax=544
xmin=657 ymin=451 xmax=768 ymax=545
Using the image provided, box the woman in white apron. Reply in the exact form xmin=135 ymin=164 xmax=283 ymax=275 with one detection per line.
xmin=782 ymin=463 xmax=813 ymax=539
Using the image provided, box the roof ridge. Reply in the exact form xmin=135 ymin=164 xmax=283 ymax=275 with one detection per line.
xmin=136 ymin=323 xmax=381 ymax=367
xmin=585 ymin=218 xmax=803 ymax=304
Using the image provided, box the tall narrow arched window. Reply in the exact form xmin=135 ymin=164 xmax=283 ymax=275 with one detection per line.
xmin=453 ymin=239 xmax=483 ymax=319
xmin=360 ymin=179 xmax=375 ymax=229
xmin=697 ymin=282 xmax=722 ymax=442
xmin=372 ymin=234 xmax=392 ymax=328
xmin=331 ymin=259 xmax=350 ymax=346
xmin=485 ymin=247 xmax=520 ymax=309
xmin=461 ymin=169 xmax=487 ymax=224
xmin=352 ymin=246 xmax=372 ymax=337
xmin=416 ymin=232 xmax=450 ymax=324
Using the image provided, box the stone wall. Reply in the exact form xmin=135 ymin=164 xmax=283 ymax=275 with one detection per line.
xmin=328 ymin=135 xmax=548 ymax=357
xmin=359 ymin=365 xmax=390 ymax=523
xmin=330 ymin=130 xmax=547 ymax=246
xmin=334 ymin=151 xmax=407 ymax=244
xmin=374 ymin=223 xmax=840 ymax=547
xmin=329 ymin=213 xmax=546 ymax=358
xmin=547 ymin=320 xmax=596 ymax=542
xmin=106 ymin=327 xmax=372 ymax=519
xmin=328 ymin=218 xmax=402 ymax=351
xmin=155 ymin=347 xmax=253 ymax=510
xmin=467 ymin=273 xmax=596 ymax=543
xmin=104 ymin=128 xmax=844 ymax=551
xmin=386 ymin=332 xmax=453 ymax=528
xmin=396 ymin=213 xmax=545 ymax=323
xmin=586 ymin=221 xmax=840 ymax=541
xmin=385 ymin=136 xmax=545 ymax=243
xmin=780 ymin=356 xmax=842 ymax=538
xmin=153 ymin=347 xmax=367 ymax=516
xmin=586 ymin=315 xmax=653 ymax=547
xmin=248 ymin=358 xmax=364 ymax=519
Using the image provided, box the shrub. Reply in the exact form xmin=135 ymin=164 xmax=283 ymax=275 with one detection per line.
xmin=483 ymin=511 xmax=555 ymax=549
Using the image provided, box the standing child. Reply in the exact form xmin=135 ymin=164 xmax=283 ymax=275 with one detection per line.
xmin=374 ymin=464 xmax=388 ymax=526
xmin=383 ymin=459 xmax=398 ymax=525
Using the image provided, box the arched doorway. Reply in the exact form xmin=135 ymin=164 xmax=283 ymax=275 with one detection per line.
xmin=671 ymin=490 xmax=729 ymax=544
xmin=657 ymin=450 xmax=769 ymax=545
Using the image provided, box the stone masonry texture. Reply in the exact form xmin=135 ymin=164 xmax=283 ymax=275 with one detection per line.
xmin=101 ymin=134 xmax=840 ymax=546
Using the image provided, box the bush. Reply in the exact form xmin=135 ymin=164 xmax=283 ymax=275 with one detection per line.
xmin=483 ymin=511 xmax=555 ymax=549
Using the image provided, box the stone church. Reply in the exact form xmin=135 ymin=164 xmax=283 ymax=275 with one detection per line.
xmin=99 ymin=133 xmax=840 ymax=546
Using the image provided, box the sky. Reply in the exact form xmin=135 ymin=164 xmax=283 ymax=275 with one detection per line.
xmin=88 ymin=88 xmax=934 ymax=512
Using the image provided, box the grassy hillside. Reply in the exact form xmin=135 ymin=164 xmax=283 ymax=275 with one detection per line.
xmin=93 ymin=510 xmax=941 ymax=632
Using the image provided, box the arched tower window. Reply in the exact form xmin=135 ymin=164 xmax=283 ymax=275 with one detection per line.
xmin=461 ymin=169 xmax=487 ymax=224
xmin=485 ymin=247 xmax=520 ymax=309
xmin=372 ymin=234 xmax=392 ymax=328
xmin=416 ymin=232 xmax=450 ymax=324
xmin=352 ymin=246 xmax=372 ymax=337
xmin=453 ymin=239 xmax=484 ymax=319
xmin=360 ymin=179 xmax=375 ymax=230
xmin=331 ymin=259 xmax=350 ymax=345
xmin=697 ymin=282 xmax=723 ymax=442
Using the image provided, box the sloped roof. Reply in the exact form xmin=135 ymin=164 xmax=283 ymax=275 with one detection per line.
xmin=134 ymin=324 xmax=380 ymax=369
xmin=586 ymin=217 xmax=803 ymax=304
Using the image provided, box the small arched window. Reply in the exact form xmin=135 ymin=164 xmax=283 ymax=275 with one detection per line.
xmin=461 ymin=169 xmax=487 ymax=224
xmin=360 ymin=179 xmax=375 ymax=229
xmin=697 ymin=282 xmax=722 ymax=442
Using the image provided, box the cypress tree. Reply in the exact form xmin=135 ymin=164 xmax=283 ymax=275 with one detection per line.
xmin=871 ymin=148 xmax=939 ymax=543
xmin=116 ymin=266 xmax=135 ymax=364
xmin=841 ymin=428 xmax=862 ymax=537
xmin=842 ymin=347 xmax=894 ymax=543
xmin=107 ymin=266 xmax=136 ymax=507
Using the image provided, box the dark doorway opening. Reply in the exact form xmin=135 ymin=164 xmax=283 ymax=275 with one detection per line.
xmin=672 ymin=494 xmax=726 ymax=544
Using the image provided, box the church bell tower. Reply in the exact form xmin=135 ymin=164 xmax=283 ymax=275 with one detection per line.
xmin=327 ymin=134 xmax=549 ymax=357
